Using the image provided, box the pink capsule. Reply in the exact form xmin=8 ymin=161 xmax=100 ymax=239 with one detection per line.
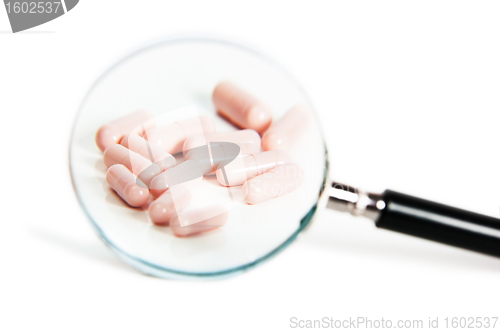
xmin=106 ymin=164 xmax=149 ymax=207
xmin=144 ymin=116 xmax=215 ymax=155
xmin=182 ymin=129 xmax=261 ymax=156
xmin=227 ymin=142 xmax=260 ymax=156
xmin=213 ymin=81 xmax=272 ymax=134
xmin=216 ymin=150 xmax=289 ymax=187
xmin=185 ymin=142 xmax=261 ymax=175
xmin=120 ymin=133 xmax=176 ymax=170
xmin=95 ymin=110 xmax=154 ymax=152
xmin=170 ymin=205 xmax=228 ymax=237
xmin=149 ymin=160 xmax=203 ymax=198
xmin=262 ymin=104 xmax=312 ymax=151
xmin=148 ymin=186 xmax=191 ymax=226
xmin=103 ymin=144 xmax=162 ymax=187
xmin=242 ymin=163 xmax=304 ymax=205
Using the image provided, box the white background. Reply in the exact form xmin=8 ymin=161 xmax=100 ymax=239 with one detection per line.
xmin=1 ymin=1 xmax=500 ymax=331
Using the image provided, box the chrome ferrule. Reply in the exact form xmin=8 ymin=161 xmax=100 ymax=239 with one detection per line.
xmin=327 ymin=181 xmax=386 ymax=221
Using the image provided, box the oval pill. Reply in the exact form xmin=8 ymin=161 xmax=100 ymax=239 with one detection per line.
xmin=235 ymin=142 xmax=261 ymax=155
xmin=242 ymin=163 xmax=304 ymax=205
xmin=103 ymin=144 xmax=162 ymax=187
xmin=216 ymin=150 xmax=289 ymax=187
xmin=106 ymin=164 xmax=149 ymax=207
xmin=170 ymin=205 xmax=228 ymax=237
xmin=262 ymin=104 xmax=312 ymax=151
xmin=148 ymin=160 xmax=203 ymax=198
xmin=185 ymin=142 xmax=260 ymax=175
xmin=148 ymin=185 xmax=191 ymax=226
xmin=213 ymin=81 xmax=272 ymax=133
xmin=121 ymin=133 xmax=176 ymax=170
xmin=182 ymin=129 xmax=261 ymax=156
xmin=145 ymin=116 xmax=215 ymax=155
xmin=95 ymin=110 xmax=154 ymax=152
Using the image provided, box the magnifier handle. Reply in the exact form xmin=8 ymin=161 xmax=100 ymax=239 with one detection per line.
xmin=328 ymin=182 xmax=500 ymax=258
xmin=377 ymin=190 xmax=500 ymax=257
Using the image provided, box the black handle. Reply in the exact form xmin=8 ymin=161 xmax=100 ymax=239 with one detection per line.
xmin=376 ymin=190 xmax=500 ymax=257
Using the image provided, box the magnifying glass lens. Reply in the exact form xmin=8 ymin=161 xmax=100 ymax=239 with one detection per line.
xmin=70 ymin=39 xmax=328 ymax=279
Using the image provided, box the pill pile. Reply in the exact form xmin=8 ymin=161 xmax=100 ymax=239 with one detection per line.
xmin=95 ymin=81 xmax=311 ymax=237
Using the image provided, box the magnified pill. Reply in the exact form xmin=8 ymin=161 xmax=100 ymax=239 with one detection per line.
xmin=242 ymin=163 xmax=304 ymax=205
xmin=213 ymin=81 xmax=272 ymax=134
xmin=216 ymin=150 xmax=289 ymax=187
xmin=148 ymin=186 xmax=191 ymax=226
xmin=182 ymin=129 xmax=261 ymax=156
xmin=170 ymin=205 xmax=228 ymax=237
xmin=236 ymin=142 xmax=261 ymax=155
xmin=121 ymin=133 xmax=176 ymax=170
xmin=185 ymin=142 xmax=260 ymax=175
xmin=262 ymin=104 xmax=312 ymax=151
xmin=106 ymin=164 xmax=149 ymax=207
xmin=95 ymin=110 xmax=154 ymax=152
xmin=149 ymin=160 xmax=203 ymax=198
xmin=145 ymin=116 xmax=215 ymax=155
xmin=103 ymin=144 xmax=162 ymax=187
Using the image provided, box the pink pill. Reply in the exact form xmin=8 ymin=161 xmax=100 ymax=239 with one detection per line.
xmin=182 ymin=129 xmax=261 ymax=156
xmin=106 ymin=164 xmax=149 ymax=207
xmin=229 ymin=142 xmax=260 ymax=156
xmin=103 ymin=144 xmax=162 ymax=187
xmin=213 ymin=81 xmax=272 ymax=134
xmin=262 ymin=104 xmax=312 ymax=151
xmin=216 ymin=150 xmax=289 ymax=187
xmin=170 ymin=205 xmax=228 ymax=237
xmin=120 ymin=133 xmax=176 ymax=170
xmin=144 ymin=116 xmax=215 ymax=155
xmin=148 ymin=186 xmax=191 ymax=226
xmin=185 ymin=142 xmax=260 ymax=175
xmin=242 ymin=163 xmax=304 ymax=205
xmin=149 ymin=160 xmax=203 ymax=198
xmin=95 ymin=110 xmax=154 ymax=152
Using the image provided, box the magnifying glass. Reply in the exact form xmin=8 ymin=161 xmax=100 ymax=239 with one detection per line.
xmin=69 ymin=37 xmax=500 ymax=279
